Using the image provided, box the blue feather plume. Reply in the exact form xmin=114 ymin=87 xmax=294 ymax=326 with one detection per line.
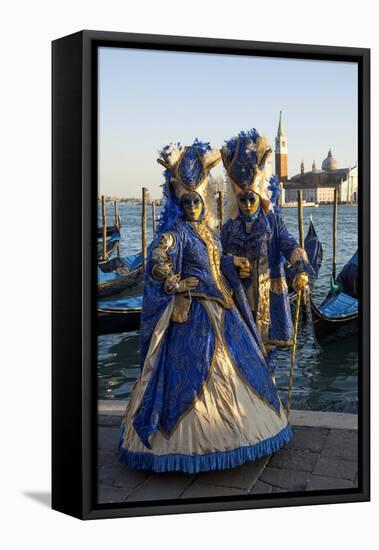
xmin=268 ymin=175 xmax=281 ymax=213
xmin=223 ymin=129 xmax=261 ymax=188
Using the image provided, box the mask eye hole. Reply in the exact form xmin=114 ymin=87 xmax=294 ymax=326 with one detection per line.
xmin=239 ymin=192 xmax=258 ymax=205
xmin=182 ymin=194 xmax=201 ymax=208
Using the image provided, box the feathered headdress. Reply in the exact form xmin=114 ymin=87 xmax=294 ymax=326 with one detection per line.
xmin=221 ymin=129 xmax=273 ymax=215
xmin=157 ymin=138 xmax=221 ymax=202
xmin=156 ymin=139 xmax=221 ymax=234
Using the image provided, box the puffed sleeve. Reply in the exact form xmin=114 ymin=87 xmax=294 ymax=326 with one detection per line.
xmin=150 ymin=232 xmax=181 ymax=293
xmin=277 ymin=215 xmax=304 ymax=263
xmin=277 ymin=215 xmax=314 ymax=281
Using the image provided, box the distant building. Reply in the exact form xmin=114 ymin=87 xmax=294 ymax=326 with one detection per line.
xmin=284 ymin=152 xmax=358 ymax=203
xmin=275 ymin=111 xmax=288 ymax=183
xmin=274 ymin=112 xmax=358 ymax=204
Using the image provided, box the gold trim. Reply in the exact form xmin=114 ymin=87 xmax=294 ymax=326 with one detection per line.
xmin=270 ymin=276 xmax=288 ymax=295
xmin=190 ymin=292 xmax=234 ymax=309
xmin=192 ymin=221 xmax=234 ymax=309
xmin=267 ymin=338 xmax=293 ymax=346
xmin=256 ymin=271 xmax=271 ymax=343
xmin=171 ymin=294 xmax=191 ymax=323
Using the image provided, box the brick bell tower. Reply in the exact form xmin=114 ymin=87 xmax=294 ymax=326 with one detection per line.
xmin=275 ymin=111 xmax=288 ymax=183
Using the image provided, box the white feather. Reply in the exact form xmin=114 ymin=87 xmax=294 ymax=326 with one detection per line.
xmin=159 ymin=143 xmax=181 ymax=167
xmin=205 ymin=174 xmax=221 ymax=232
xmin=224 ymin=174 xmax=239 ymax=222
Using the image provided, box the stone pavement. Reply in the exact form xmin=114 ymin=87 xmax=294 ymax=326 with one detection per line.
xmin=97 ymin=404 xmax=358 ymax=504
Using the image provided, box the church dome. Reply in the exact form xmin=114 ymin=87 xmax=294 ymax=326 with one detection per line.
xmin=322 ymin=149 xmax=338 ymax=171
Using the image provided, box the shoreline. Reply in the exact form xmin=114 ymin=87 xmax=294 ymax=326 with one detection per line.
xmin=97 ymin=399 xmax=358 ymax=430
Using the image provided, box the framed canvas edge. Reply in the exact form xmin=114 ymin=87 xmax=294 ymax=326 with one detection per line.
xmin=52 ymin=29 xmax=370 ymax=521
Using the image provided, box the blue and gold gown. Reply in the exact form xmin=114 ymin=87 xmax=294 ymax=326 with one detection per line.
xmin=119 ymin=217 xmax=292 ymax=473
xmin=221 ymin=209 xmax=312 ymax=346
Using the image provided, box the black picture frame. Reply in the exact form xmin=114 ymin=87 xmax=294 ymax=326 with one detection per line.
xmin=52 ymin=30 xmax=370 ymax=520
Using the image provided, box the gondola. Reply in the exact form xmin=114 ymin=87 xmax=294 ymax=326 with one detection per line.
xmin=97 ymin=295 xmax=142 ymax=335
xmin=310 ymin=250 xmax=358 ymax=346
xmin=303 ymin=216 xmax=323 ymax=279
xmin=98 ymin=219 xmax=325 ymax=334
xmin=97 ymin=222 xmax=121 ymax=240
xmin=287 ymin=217 xmax=323 ymax=298
xmin=97 ymin=227 xmax=121 ymax=259
xmin=98 ymin=251 xmax=144 ymax=298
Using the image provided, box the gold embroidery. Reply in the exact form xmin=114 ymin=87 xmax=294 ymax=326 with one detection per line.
xmin=193 ymin=221 xmax=234 ymax=309
xmin=290 ymin=247 xmax=309 ymax=265
xmin=256 ymin=271 xmax=271 ymax=343
xmin=171 ymin=294 xmax=192 ymax=323
xmin=270 ymin=276 xmax=288 ymax=295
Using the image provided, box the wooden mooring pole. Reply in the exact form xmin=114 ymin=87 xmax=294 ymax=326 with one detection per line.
xmin=218 ymin=191 xmax=225 ymax=229
xmin=142 ymin=187 xmax=148 ymax=271
xmin=114 ymin=200 xmax=120 ymax=258
xmin=332 ymin=187 xmax=338 ymax=281
xmin=297 ymin=190 xmax=308 ymax=312
xmin=297 ymin=190 xmax=304 ymax=249
xmin=101 ymin=195 xmax=107 ymax=261
xmin=152 ymin=199 xmax=157 ymax=236
xmin=114 ymin=200 xmax=119 ymax=229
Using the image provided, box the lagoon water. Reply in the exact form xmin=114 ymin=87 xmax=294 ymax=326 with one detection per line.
xmin=97 ymin=203 xmax=358 ymax=413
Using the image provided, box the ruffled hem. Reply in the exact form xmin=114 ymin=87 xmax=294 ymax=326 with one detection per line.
xmin=119 ymin=424 xmax=292 ymax=474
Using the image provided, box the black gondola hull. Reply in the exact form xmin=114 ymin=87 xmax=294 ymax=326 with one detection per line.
xmin=310 ymin=298 xmax=358 ymax=346
xmin=97 ymin=266 xmax=144 ymax=298
xmin=97 ymin=308 xmax=141 ymax=335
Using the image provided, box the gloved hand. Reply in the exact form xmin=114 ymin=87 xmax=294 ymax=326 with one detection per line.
xmin=177 ymin=277 xmax=199 ymax=293
xmin=292 ymin=272 xmax=309 ymax=292
xmin=233 ymin=256 xmax=251 ymax=279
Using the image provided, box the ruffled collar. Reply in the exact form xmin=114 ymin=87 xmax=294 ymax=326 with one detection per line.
xmin=228 ymin=210 xmax=272 ymax=259
xmin=238 ymin=206 xmax=261 ymax=223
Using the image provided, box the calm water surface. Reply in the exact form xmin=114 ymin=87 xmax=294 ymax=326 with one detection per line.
xmin=97 ymin=203 xmax=358 ymax=413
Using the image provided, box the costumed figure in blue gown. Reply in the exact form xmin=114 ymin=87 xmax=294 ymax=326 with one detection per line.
xmin=220 ymin=129 xmax=313 ymax=354
xmin=119 ymin=139 xmax=292 ymax=473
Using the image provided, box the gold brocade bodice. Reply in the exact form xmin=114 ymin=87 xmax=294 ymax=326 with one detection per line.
xmin=192 ymin=221 xmax=234 ymax=309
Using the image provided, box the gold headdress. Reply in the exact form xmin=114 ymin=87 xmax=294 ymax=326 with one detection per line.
xmin=221 ymin=131 xmax=273 ymax=214
xmin=157 ymin=140 xmax=221 ymax=203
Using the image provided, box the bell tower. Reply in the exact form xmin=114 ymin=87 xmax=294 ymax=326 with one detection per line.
xmin=275 ymin=111 xmax=288 ymax=182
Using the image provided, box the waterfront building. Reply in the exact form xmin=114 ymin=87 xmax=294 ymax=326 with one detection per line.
xmin=284 ymin=154 xmax=358 ymax=203
xmin=274 ymin=112 xmax=358 ymax=204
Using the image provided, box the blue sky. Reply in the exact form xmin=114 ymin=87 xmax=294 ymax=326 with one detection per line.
xmin=98 ymin=47 xmax=357 ymax=198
